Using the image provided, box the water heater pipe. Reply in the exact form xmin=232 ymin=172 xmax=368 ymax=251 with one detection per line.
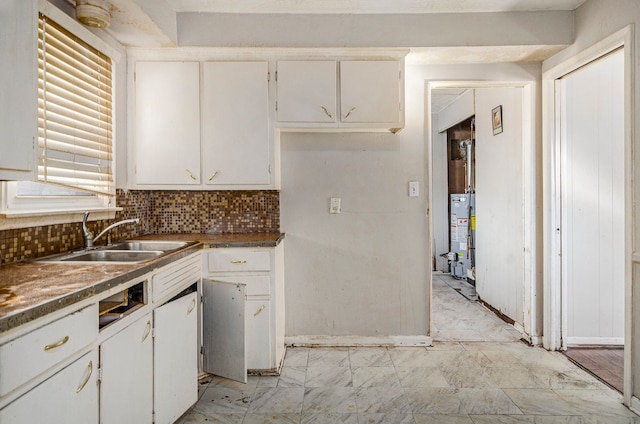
xmin=466 ymin=117 xmax=476 ymax=193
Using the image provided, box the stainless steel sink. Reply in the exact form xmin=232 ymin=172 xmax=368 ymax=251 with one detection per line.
xmin=35 ymin=240 xmax=196 ymax=264
xmin=59 ymin=250 xmax=165 ymax=263
xmin=107 ymin=241 xmax=192 ymax=252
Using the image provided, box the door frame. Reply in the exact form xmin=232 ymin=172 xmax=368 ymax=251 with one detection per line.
xmin=426 ymin=80 xmax=538 ymax=343
xmin=542 ymin=25 xmax=633 ymax=403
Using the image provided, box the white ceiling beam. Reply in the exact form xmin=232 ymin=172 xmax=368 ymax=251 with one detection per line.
xmin=168 ymin=0 xmax=587 ymax=14
xmin=176 ymin=11 xmax=574 ymax=48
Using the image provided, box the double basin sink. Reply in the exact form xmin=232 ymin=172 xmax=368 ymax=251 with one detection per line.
xmin=37 ymin=240 xmax=197 ymax=264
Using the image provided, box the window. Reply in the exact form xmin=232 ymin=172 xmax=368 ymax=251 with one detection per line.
xmin=1 ymin=8 xmax=117 ymax=219
xmin=38 ymin=13 xmax=113 ymax=195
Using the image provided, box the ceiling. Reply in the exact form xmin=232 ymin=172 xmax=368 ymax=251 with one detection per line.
xmin=431 ymin=88 xmax=469 ymax=113
xmin=164 ymin=0 xmax=587 ymax=14
xmin=101 ymin=0 xmax=583 ymax=62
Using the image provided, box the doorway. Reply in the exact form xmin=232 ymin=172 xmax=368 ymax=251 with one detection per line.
xmin=429 ymin=83 xmax=534 ymax=342
xmin=543 ymin=26 xmax=632 ymax=400
xmin=559 ymin=48 xmax=625 ymax=390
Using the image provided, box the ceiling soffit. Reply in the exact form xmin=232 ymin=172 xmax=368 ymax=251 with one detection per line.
xmin=166 ymin=0 xmax=587 ymax=14
xmin=100 ymin=0 xmax=579 ymax=63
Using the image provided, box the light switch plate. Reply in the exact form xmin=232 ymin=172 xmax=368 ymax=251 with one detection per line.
xmin=409 ymin=181 xmax=419 ymax=197
xmin=330 ymin=197 xmax=341 ymax=214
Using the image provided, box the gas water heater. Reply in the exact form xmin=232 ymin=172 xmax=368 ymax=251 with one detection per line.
xmin=450 ymin=193 xmax=475 ymax=283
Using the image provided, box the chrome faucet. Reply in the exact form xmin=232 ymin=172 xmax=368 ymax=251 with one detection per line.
xmin=82 ymin=211 xmax=140 ymax=248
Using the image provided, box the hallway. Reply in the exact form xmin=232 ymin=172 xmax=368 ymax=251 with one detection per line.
xmin=431 ymin=273 xmax=523 ymax=342
xmin=177 ymin=275 xmax=639 ymax=423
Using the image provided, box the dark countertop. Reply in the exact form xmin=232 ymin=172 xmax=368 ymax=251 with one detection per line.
xmin=133 ymin=232 xmax=285 ymax=248
xmin=0 ymin=233 xmax=284 ymax=334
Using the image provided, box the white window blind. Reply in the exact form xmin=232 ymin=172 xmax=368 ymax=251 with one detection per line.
xmin=38 ymin=14 xmax=114 ymax=196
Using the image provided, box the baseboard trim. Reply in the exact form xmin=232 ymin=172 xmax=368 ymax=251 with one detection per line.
xmin=285 ymin=335 xmax=433 ymax=347
xmin=566 ymin=337 xmax=624 ymax=346
xmin=529 ymin=335 xmax=543 ymax=346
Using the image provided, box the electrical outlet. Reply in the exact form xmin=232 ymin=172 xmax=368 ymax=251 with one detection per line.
xmin=409 ymin=181 xmax=419 ymax=197
xmin=330 ymin=197 xmax=341 ymax=214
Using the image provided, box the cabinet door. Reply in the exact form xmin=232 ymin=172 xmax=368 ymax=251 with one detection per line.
xmin=202 ymin=280 xmax=247 ymax=383
xmin=276 ymin=61 xmax=337 ymax=123
xmin=246 ymin=299 xmax=271 ymax=370
xmin=154 ymin=292 xmax=198 ymax=424
xmin=134 ymin=61 xmax=201 ymax=185
xmin=203 ymin=62 xmax=271 ymax=186
xmin=340 ymin=61 xmax=401 ymax=124
xmin=0 ymin=350 xmax=98 ymax=424
xmin=100 ymin=313 xmax=153 ymax=424
xmin=0 ymin=0 xmax=37 ymax=180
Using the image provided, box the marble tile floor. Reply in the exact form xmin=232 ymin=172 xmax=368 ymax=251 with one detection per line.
xmin=440 ymin=273 xmax=479 ymax=302
xmin=431 ymin=273 xmax=523 ymax=343
xmin=177 ymin=274 xmax=639 ymax=424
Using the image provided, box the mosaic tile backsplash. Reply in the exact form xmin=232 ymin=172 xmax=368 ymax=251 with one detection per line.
xmin=0 ymin=190 xmax=280 ymax=265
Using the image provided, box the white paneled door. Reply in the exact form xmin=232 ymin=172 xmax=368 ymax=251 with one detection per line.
xmin=560 ymin=48 xmax=624 ymax=345
xmin=474 ymin=87 xmax=525 ymax=329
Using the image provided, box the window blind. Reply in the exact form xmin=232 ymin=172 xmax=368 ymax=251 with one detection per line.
xmin=38 ymin=14 xmax=114 ymax=196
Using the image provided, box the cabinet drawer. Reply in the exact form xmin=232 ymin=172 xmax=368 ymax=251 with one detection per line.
xmin=152 ymin=254 xmax=201 ymax=303
xmin=208 ymin=250 xmax=271 ymax=272
xmin=0 ymin=350 xmax=99 ymax=423
xmin=210 ymin=276 xmax=270 ymax=296
xmin=0 ymin=303 xmax=98 ymax=397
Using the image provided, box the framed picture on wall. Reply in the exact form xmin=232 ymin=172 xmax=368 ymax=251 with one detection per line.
xmin=492 ymin=105 xmax=503 ymax=135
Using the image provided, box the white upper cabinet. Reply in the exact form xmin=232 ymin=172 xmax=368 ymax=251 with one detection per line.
xmin=202 ymin=62 xmax=271 ymax=186
xmin=131 ymin=59 xmax=275 ymax=189
xmin=276 ymin=61 xmax=337 ymax=123
xmin=340 ymin=61 xmax=402 ymax=124
xmin=133 ymin=61 xmax=201 ymax=186
xmin=275 ymin=58 xmax=404 ymax=132
xmin=0 ymin=0 xmax=40 ymax=180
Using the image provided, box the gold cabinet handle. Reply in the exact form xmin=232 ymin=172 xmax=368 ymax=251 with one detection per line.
xmin=141 ymin=320 xmax=151 ymax=343
xmin=187 ymin=298 xmax=196 ymax=315
xmin=230 ymin=260 xmax=247 ymax=265
xmin=208 ymin=171 xmax=219 ymax=181
xmin=185 ymin=169 xmax=197 ymax=180
xmin=344 ymin=106 xmax=357 ymax=119
xmin=321 ymin=106 xmax=334 ymax=119
xmin=253 ymin=304 xmax=266 ymax=317
xmin=76 ymin=360 xmax=93 ymax=394
xmin=44 ymin=335 xmax=69 ymax=351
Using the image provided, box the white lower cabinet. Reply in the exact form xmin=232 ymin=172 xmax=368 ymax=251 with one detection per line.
xmin=245 ymin=298 xmax=271 ymax=370
xmin=202 ymin=281 xmax=247 ymax=383
xmin=0 ymin=246 xmax=282 ymax=423
xmin=0 ymin=303 xmax=98 ymax=398
xmin=99 ymin=312 xmax=153 ymax=424
xmin=202 ymin=244 xmax=284 ymax=382
xmin=154 ymin=290 xmax=199 ymax=424
xmin=0 ymin=350 xmax=98 ymax=423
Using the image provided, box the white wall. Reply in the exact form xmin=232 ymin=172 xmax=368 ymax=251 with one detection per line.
xmin=437 ymin=89 xmax=475 ymax=132
xmin=281 ymin=67 xmax=429 ymax=342
xmin=431 ymin=114 xmax=449 ymax=272
xmin=281 ymin=62 xmax=541 ymax=342
xmin=474 ymin=87 xmax=525 ymax=326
